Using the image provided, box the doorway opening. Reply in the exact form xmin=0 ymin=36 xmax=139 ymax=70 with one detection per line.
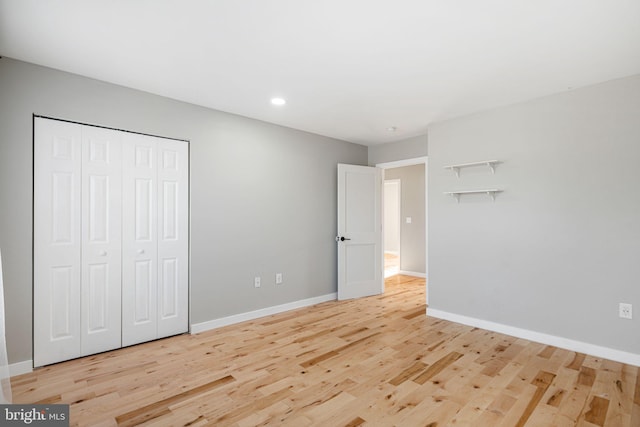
xmin=377 ymin=157 xmax=428 ymax=303
xmin=383 ymin=179 xmax=401 ymax=278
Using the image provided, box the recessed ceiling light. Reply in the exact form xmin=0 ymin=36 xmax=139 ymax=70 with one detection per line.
xmin=271 ymin=97 xmax=286 ymax=106
xmin=387 ymin=126 xmax=397 ymax=132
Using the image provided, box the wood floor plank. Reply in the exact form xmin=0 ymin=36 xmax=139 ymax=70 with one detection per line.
xmin=388 ymin=361 xmax=428 ymax=386
xmin=584 ymin=396 xmax=610 ymax=426
xmin=514 ymin=370 xmax=556 ymax=427
xmin=471 ymin=391 xmax=518 ymax=426
xmin=9 ymin=275 xmax=638 ymax=426
xmin=547 ymin=387 xmax=567 ymax=407
xmin=579 ymin=366 xmax=597 ymax=387
xmin=344 ymin=416 xmax=366 ymax=426
xmin=115 ymin=375 xmax=235 ymax=426
xmin=568 ymin=352 xmax=588 ymax=370
xmin=413 ymin=351 xmax=464 ymax=385
xmin=538 ymin=345 xmax=557 ymax=359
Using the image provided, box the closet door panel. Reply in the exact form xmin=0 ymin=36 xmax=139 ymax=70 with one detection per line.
xmin=34 ymin=118 xmax=82 ymax=367
xmin=156 ymin=138 xmax=189 ymax=338
xmin=122 ymin=134 xmax=158 ymax=346
xmin=80 ymin=126 xmax=122 ymax=355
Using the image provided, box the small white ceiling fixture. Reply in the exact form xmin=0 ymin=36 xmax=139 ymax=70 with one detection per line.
xmin=387 ymin=126 xmax=397 ymax=132
xmin=270 ymin=97 xmax=286 ymax=106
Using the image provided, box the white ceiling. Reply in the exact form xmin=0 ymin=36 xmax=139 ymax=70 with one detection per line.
xmin=1 ymin=1 xmax=639 ymax=145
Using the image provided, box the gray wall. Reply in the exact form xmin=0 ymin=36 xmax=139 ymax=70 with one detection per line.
xmin=368 ymin=134 xmax=428 ymax=165
xmin=428 ymin=74 xmax=640 ymax=355
xmin=0 ymin=58 xmax=367 ymax=364
xmin=384 ymin=165 xmax=426 ymax=274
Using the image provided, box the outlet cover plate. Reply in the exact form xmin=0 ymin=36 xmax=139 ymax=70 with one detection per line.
xmin=619 ymin=303 xmax=632 ymax=319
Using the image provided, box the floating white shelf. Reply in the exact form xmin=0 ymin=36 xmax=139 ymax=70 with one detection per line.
xmin=444 ymin=189 xmax=503 ymax=202
xmin=444 ymin=160 xmax=500 ymax=177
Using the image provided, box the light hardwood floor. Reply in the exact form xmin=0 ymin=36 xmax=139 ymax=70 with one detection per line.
xmin=12 ymin=275 xmax=640 ymax=426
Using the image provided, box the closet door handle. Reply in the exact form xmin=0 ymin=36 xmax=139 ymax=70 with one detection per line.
xmin=137 ymin=249 xmax=145 ymax=255
xmin=99 ymin=250 xmax=107 ymax=256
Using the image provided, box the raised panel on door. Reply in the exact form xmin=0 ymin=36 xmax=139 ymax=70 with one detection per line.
xmin=34 ymin=118 xmax=82 ymax=367
xmin=156 ymin=138 xmax=189 ymax=338
xmin=80 ymin=125 xmax=122 ymax=355
xmin=122 ymin=133 xmax=158 ymax=346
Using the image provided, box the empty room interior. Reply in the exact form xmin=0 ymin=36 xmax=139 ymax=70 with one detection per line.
xmin=0 ymin=1 xmax=639 ymax=426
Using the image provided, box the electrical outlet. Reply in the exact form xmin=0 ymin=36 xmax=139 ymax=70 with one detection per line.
xmin=276 ymin=273 xmax=283 ymax=284
xmin=619 ymin=303 xmax=632 ymax=319
xmin=254 ymin=277 xmax=261 ymax=288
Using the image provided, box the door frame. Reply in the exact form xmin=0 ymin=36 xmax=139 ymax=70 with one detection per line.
xmin=376 ymin=156 xmax=428 ymax=304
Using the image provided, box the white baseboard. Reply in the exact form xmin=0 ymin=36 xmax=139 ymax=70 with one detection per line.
xmin=398 ymin=270 xmax=426 ymax=278
xmin=190 ymin=293 xmax=337 ymax=334
xmin=9 ymin=360 xmax=32 ymax=377
xmin=428 ymin=308 xmax=640 ymax=367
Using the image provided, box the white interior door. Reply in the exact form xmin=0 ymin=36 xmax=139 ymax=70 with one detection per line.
xmin=122 ymin=133 xmax=159 ymax=346
xmin=156 ymin=137 xmax=189 ymax=338
xmin=80 ymin=125 xmax=122 ymax=355
xmin=34 ymin=118 xmax=82 ymax=367
xmin=337 ymin=164 xmax=383 ymax=300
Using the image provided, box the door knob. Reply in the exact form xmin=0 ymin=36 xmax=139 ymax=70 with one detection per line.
xmin=137 ymin=249 xmax=145 ymax=255
xmin=335 ymin=236 xmax=351 ymax=242
xmin=99 ymin=250 xmax=107 ymax=256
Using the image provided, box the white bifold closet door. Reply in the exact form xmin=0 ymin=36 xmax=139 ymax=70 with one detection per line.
xmin=34 ymin=118 xmax=188 ymax=367
xmin=121 ymin=133 xmax=188 ymax=346
xmin=80 ymin=126 xmax=123 ymax=356
xmin=34 ymin=119 xmax=83 ymax=367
